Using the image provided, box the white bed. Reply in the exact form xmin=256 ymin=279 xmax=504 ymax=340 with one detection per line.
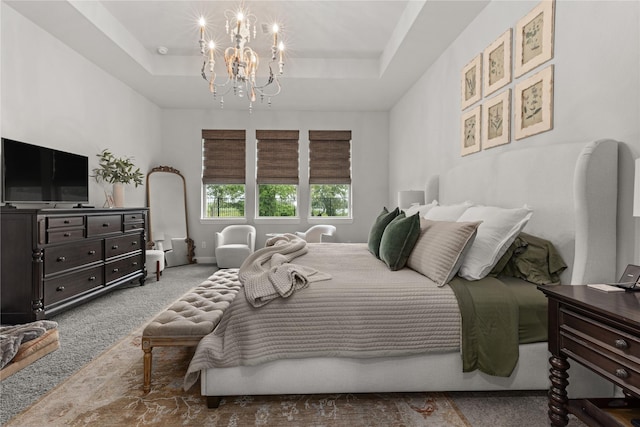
xmin=199 ymin=139 xmax=620 ymax=407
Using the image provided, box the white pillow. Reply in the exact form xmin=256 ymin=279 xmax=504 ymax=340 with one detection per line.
xmin=403 ymin=200 xmax=438 ymax=217
xmin=423 ymin=201 xmax=473 ymax=221
xmin=456 ymin=205 xmax=533 ymax=280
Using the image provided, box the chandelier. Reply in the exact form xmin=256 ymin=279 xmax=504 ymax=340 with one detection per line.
xmin=198 ymin=5 xmax=285 ymax=110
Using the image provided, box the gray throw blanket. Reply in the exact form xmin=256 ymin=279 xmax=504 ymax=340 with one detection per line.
xmin=0 ymin=320 xmax=58 ymax=369
xmin=239 ymin=234 xmax=331 ymax=307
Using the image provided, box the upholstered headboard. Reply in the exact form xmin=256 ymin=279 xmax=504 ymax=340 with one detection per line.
xmin=425 ymin=139 xmax=619 ymax=285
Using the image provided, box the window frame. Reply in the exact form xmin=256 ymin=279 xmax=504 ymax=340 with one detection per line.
xmin=200 ymin=129 xmax=247 ymax=222
xmin=255 ymin=130 xmax=300 ymax=220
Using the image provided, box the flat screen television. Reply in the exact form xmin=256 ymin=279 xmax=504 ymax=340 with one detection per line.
xmin=1 ymin=138 xmax=89 ymax=204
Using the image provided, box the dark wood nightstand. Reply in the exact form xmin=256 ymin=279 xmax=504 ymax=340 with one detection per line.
xmin=538 ymin=285 xmax=640 ymax=426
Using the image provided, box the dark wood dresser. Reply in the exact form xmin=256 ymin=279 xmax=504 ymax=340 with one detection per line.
xmin=539 ymin=284 xmax=640 ymax=426
xmin=1 ymin=207 xmax=147 ymax=324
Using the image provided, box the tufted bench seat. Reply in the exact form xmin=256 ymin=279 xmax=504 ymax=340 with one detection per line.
xmin=142 ymin=268 xmax=241 ymax=393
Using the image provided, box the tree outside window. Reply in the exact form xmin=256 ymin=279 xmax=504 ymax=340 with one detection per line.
xmin=310 ymin=184 xmax=350 ymax=217
xmin=258 ymin=184 xmax=297 ymax=216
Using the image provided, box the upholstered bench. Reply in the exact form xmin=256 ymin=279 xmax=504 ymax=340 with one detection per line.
xmin=141 ymin=268 xmax=241 ymax=393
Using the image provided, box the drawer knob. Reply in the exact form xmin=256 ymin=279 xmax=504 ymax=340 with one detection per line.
xmin=64 ymin=232 xmax=71 ymax=237
xmin=64 ymin=220 xmax=70 ymax=224
xmin=615 ymin=339 xmax=629 ymax=349
xmin=131 ymin=241 xmax=138 ymax=246
xmin=57 ymin=256 xmax=66 ymax=262
xmin=112 ymin=245 xmax=119 ymax=250
xmin=112 ymin=268 xmax=119 ymax=273
xmin=132 ymin=261 xmax=138 ymax=266
xmin=56 ymin=286 xmax=65 ymax=292
xmin=89 ymin=276 xmax=96 ymax=281
xmin=102 ymin=223 xmax=110 ymax=227
xmin=615 ymin=368 xmax=629 ymax=379
xmin=88 ymin=250 xmax=96 ymax=255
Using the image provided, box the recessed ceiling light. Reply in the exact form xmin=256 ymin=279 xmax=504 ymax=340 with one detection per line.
xmin=157 ymin=46 xmax=169 ymax=55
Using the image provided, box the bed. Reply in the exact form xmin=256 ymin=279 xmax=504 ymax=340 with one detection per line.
xmin=189 ymin=139 xmax=620 ymax=407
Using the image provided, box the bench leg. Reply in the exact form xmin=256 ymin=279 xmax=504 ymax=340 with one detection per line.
xmin=155 ymin=260 xmax=160 ymax=281
xmin=142 ymin=338 xmax=152 ymax=393
xmin=207 ymin=396 xmax=222 ymax=408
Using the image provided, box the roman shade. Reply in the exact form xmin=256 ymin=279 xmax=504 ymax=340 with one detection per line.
xmin=309 ymin=130 xmax=352 ymax=184
xmin=202 ymin=129 xmax=246 ymax=184
xmin=256 ymin=130 xmax=299 ymax=184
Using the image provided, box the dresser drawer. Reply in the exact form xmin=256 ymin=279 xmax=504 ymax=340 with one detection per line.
xmin=48 ymin=216 xmax=84 ymax=229
xmin=105 ymin=234 xmax=142 ymax=259
xmin=561 ymin=332 xmax=640 ymax=395
xmin=87 ymin=215 xmax=122 ymax=236
xmin=105 ymin=253 xmax=143 ymax=283
xmin=47 ymin=228 xmax=85 ymax=243
xmin=124 ymin=222 xmax=144 ymax=232
xmin=561 ymin=309 xmax=640 ymax=361
xmin=44 ymin=265 xmax=104 ymax=306
xmin=124 ymin=212 xmax=144 ymax=223
xmin=44 ymin=240 xmax=103 ymax=276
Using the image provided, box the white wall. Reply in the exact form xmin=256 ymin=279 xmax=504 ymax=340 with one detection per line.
xmin=1 ymin=3 xmax=161 ymax=208
xmin=389 ymin=0 xmax=640 ymax=275
xmin=159 ymin=109 xmax=389 ymax=259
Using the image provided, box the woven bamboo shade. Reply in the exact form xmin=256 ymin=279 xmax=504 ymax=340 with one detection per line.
xmin=309 ymin=130 xmax=352 ymax=184
xmin=202 ymin=129 xmax=246 ymax=184
xmin=256 ymin=130 xmax=299 ymax=184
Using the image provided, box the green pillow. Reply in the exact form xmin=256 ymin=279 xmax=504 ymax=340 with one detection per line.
xmin=379 ymin=213 xmax=421 ymax=271
xmin=368 ymin=207 xmax=400 ymax=258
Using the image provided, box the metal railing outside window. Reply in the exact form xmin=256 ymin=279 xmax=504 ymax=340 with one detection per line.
xmin=205 ymin=195 xmax=245 ymax=217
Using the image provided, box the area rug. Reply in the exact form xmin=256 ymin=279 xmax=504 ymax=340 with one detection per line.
xmin=6 ymin=327 xmax=471 ymax=427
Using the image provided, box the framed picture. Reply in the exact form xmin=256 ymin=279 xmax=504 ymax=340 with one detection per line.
xmin=461 ymin=105 xmax=481 ymax=156
xmin=514 ymin=0 xmax=555 ymax=77
xmin=482 ymin=89 xmax=511 ymax=149
xmin=461 ymin=54 xmax=482 ymax=110
xmin=514 ymin=65 xmax=554 ymax=140
xmin=483 ymin=29 xmax=512 ymax=97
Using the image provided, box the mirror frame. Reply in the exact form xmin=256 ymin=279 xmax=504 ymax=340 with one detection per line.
xmin=146 ymin=165 xmax=195 ymax=264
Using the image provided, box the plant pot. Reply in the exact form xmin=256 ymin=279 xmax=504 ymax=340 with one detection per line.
xmin=112 ymin=183 xmax=125 ymax=208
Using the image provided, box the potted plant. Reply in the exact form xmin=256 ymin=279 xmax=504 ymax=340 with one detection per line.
xmin=92 ymin=149 xmax=144 ymax=207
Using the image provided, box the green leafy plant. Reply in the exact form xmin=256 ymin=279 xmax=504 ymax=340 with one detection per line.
xmin=92 ymin=149 xmax=144 ymax=187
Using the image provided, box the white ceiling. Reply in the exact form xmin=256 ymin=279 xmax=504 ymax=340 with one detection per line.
xmin=6 ymin=0 xmax=489 ymax=111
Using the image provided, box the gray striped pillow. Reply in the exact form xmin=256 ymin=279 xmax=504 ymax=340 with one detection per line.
xmin=407 ymin=219 xmax=481 ymax=286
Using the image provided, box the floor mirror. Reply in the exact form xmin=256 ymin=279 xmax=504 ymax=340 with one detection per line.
xmin=146 ymin=166 xmax=195 ymax=265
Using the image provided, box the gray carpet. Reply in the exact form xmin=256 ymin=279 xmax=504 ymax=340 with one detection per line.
xmin=0 ymin=263 xmax=586 ymax=426
xmin=0 ymin=263 xmax=216 ymax=425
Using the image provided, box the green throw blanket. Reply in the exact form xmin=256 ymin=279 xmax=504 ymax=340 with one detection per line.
xmin=448 ymin=276 xmax=520 ymax=377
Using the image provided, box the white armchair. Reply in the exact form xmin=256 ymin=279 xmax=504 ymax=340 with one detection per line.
xmin=295 ymin=225 xmax=336 ymax=243
xmin=215 ymin=225 xmax=256 ymax=268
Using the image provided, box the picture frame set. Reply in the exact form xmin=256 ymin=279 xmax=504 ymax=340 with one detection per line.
xmin=459 ymin=0 xmax=555 ymax=156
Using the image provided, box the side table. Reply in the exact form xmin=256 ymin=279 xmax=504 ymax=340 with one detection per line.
xmin=539 ymin=285 xmax=640 ymax=426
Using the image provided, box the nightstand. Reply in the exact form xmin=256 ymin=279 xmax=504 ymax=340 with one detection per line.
xmin=539 ymin=285 xmax=640 ymax=426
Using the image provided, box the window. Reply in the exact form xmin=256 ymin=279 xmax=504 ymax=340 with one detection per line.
xmin=201 ymin=129 xmax=246 ymax=218
xmin=309 ymin=130 xmax=352 ymax=218
xmin=256 ymin=130 xmax=299 ymax=217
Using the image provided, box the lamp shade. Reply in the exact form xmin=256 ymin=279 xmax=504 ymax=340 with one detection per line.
xmin=397 ymin=190 xmax=425 ymax=209
xmin=634 ymin=158 xmax=640 ymax=217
